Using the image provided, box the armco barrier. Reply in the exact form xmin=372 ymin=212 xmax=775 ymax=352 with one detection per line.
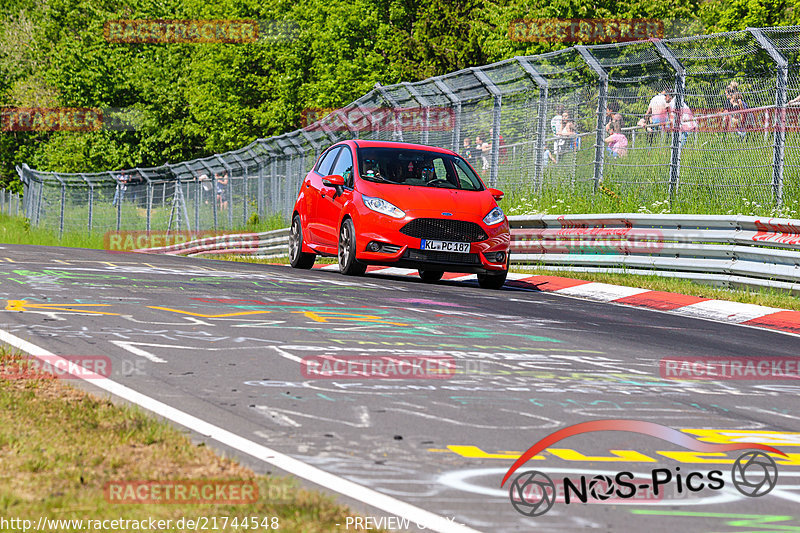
xmin=509 ymin=214 xmax=800 ymax=294
xmin=134 ymin=215 xmax=800 ymax=294
xmin=134 ymin=228 xmax=289 ymax=257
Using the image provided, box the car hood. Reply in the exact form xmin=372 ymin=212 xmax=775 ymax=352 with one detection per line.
xmin=357 ymin=182 xmax=497 ymax=216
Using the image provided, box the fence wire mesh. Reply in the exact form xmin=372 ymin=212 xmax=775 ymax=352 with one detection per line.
xmin=15 ymin=25 xmax=800 ymax=234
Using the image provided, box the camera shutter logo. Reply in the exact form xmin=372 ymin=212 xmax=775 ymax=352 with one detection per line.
xmin=731 ymin=451 xmax=778 ymax=497
xmin=509 ymin=471 xmax=555 ymax=517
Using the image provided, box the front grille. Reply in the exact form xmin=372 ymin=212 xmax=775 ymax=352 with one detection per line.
xmin=404 ymin=249 xmax=480 ymax=264
xmin=400 ymin=218 xmax=487 ymax=242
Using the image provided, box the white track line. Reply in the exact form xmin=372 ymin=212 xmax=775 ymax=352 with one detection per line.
xmin=0 ymin=329 xmax=480 ymax=533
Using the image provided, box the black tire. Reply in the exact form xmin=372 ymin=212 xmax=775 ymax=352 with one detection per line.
xmin=289 ymin=216 xmax=316 ymax=269
xmin=477 ymin=270 xmax=507 ymax=289
xmin=418 ymin=270 xmax=444 ymax=282
xmin=338 ymin=218 xmax=367 ymax=276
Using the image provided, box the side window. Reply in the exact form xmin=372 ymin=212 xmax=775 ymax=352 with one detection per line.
xmin=453 ymin=159 xmax=479 ymax=190
xmin=330 ymin=147 xmax=354 ymax=187
xmin=432 ymin=158 xmax=448 ymax=181
xmin=316 ymin=147 xmax=341 ymax=176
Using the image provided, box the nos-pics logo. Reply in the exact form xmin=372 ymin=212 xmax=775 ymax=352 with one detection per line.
xmin=501 ymin=420 xmax=784 ymax=517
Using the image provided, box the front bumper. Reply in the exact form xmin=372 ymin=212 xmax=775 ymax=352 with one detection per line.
xmin=354 ymin=211 xmax=510 ymax=272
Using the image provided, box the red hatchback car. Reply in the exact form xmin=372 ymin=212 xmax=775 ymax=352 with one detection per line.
xmin=289 ymin=140 xmax=511 ymax=289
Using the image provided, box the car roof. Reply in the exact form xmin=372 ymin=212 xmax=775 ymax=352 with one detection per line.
xmin=337 ymin=140 xmax=457 ymax=156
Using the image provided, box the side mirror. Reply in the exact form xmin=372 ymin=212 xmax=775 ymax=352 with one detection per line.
xmin=322 ymin=174 xmax=345 ymax=187
xmin=489 ymin=188 xmax=504 ymax=202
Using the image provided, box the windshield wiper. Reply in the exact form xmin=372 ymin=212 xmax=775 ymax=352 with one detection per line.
xmin=364 ymin=175 xmax=393 ymax=183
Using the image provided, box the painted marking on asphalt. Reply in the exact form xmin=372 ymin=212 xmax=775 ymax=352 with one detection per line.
xmin=109 ymin=340 xmax=198 ymax=363
xmin=254 ymin=406 xmax=302 ymax=428
xmin=555 ymin=282 xmax=651 ymax=302
xmin=148 ymin=306 xmax=273 ymax=318
xmin=0 ymin=328 xmax=481 ymax=533
xmin=675 ymin=299 xmax=784 ymax=323
xmin=5 ymin=300 xmax=119 ymax=316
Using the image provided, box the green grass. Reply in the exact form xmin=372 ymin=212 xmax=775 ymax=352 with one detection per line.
xmin=0 ymin=349 xmax=385 ymax=532
xmin=0 ymin=212 xmax=288 ymax=250
xmin=496 ymin=130 xmax=800 ymax=218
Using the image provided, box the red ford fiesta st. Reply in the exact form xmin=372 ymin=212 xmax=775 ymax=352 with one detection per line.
xmin=289 ymin=140 xmax=511 ymax=289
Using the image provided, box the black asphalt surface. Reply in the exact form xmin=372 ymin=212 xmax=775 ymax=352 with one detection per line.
xmin=1 ymin=243 xmax=799 ymax=532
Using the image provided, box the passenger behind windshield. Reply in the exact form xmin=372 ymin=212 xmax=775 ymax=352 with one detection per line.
xmin=357 ymin=147 xmax=483 ymax=190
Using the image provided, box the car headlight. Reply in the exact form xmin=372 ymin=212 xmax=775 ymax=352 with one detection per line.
xmin=483 ymin=206 xmax=505 ymax=226
xmin=362 ymin=195 xmax=405 ymax=219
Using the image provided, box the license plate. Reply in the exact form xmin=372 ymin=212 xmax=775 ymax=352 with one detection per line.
xmin=421 ymin=239 xmax=470 ymax=253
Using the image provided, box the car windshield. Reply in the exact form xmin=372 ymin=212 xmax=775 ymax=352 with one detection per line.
xmin=356 ymin=147 xmax=484 ymax=190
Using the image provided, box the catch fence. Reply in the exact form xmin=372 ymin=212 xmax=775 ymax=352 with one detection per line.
xmin=15 ymin=25 xmax=800 ymax=234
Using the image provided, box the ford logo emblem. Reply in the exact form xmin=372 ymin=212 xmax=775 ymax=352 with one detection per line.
xmin=441 ymin=212 xmax=453 ymax=216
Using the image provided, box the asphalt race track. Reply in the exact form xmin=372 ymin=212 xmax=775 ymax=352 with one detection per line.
xmin=1 ymin=243 xmax=799 ymax=532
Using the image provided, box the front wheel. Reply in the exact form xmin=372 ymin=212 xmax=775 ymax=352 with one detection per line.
xmin=418 ymin=270 xmax=444 ymax=282
xmin=338 ymin=218 xmax=367 ymax=276
xmin=289 ymin=216 xmax=316 ymax=269
xmin=477 ymin=270 xmax=507 ymax=289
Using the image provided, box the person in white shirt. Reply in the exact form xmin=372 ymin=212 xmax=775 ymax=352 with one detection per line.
xmin=644 ymin=90 xmax=675 ymax=144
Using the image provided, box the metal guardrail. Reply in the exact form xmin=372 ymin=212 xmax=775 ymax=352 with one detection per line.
xmin=509 ymin=213 xmax=800 ymax=294
xmin=134 ymin=214 xmax=800 ymax=294
xmin=134 ymin=228 xmax=289 ymax=258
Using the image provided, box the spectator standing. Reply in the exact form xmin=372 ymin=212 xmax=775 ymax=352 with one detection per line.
xmin=215 ymin=171 xmax=229 ymax=211
xmin=462 ymin=137 xmax=475 ymax=166
xmin=475 ymin=135 xmax=490 ymax=173
xmin=644 ymin=90 xmax=674 ymax=144
xmin=728 ymin=91 xmax=748 ymax=139
xmin=112 ymin=172 xmax=129 ymax=207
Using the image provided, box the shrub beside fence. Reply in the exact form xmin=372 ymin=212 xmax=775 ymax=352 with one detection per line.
xmin=15 ymin=25 xmax=800 ymax=235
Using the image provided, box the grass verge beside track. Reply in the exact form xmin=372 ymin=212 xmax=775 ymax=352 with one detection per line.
xmin=0 ymin=348 xmax=383 ymax=532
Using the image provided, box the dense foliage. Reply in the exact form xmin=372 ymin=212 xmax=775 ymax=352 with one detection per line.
xmin=1 ymin=0 xmax=797 ymax=190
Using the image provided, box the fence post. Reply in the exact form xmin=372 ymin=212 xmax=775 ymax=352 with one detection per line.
xmin=80 ymin=174 xmax=93 ymax=233
xmin=52 ymin=174 xmax=66 ymax=238
xmin=403 ymin=82 xmax=431 ymax=145
xmin=227 ymin=153 xmax=248 ymax=226
xmin=472 ymin=68 xmax=503 ymax=187
xmin=35 ymin=175 xmax=44 ymax=226
xmin=749 ymin=28 xmax=788 ymax=208
xmin=652 ymin=40 xmax=687 ymax=203
xmin=287 ymin=137 xmax=307 ymax=219
xmin=245 ymin=146 xmax=266 ymax=219
xmin=374 ymin=83 xmax=405 ymax=142
xmin=147 ymin=177 xmax=154 ymax=232
xmin=575 ymin=46 xmax=608 ymax=192
xmin=433 ymin=77 xmax=461 ymax=152
xmin=516 ymin=57 xmax=550 ymax=193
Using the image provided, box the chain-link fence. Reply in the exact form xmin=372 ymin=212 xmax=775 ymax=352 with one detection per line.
xmin=0 ymin=189 xmax=21 ymax=217
xmin=15 ymin=25 xmax=800 ymax=234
